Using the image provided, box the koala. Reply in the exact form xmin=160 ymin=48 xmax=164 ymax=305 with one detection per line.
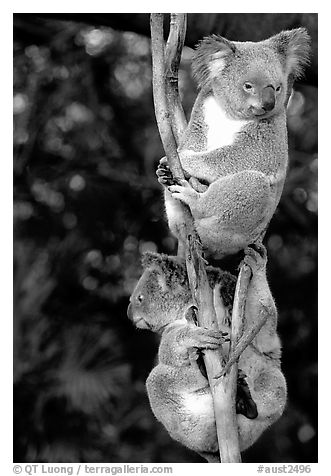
xmin=157 ymin=28 xmax=311 ymax=258
xmin=127 ymin=246 xmax=287 ymax=461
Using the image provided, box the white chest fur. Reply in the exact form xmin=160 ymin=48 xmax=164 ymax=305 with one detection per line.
xmin=182 ymin=391 xmax=213 ymax=417
xmin=203 ymin=96 xmax=248 ymax=151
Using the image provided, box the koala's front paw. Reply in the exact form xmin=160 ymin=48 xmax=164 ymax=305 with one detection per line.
xmin=189 ymin=327 xmax=229 ymax=350
xmin=243 ymin=244 xmax=267 ymax=273
xmin=156 ymin=158 xmax=180 ymax=187
xmin=168 ymin=180 xmax=200 ymax=209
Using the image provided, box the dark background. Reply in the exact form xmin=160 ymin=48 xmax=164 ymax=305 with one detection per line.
xmin=13 ymin=13 xmax=317 ymax=463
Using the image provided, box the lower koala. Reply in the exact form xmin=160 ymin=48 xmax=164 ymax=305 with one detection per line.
xmin=127 ymin=246 xmax=287 ymax=461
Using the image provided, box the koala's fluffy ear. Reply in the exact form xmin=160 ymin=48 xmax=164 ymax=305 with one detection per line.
xmin=141 ymin=251 xmax=163 ymax=270
xmin=192 ymin=34 xmax=236 ymax=88
xmin=268 ymin=27 xmax=311 ymax=79
xmin=141 ymin=252 xmax=187 ymax=287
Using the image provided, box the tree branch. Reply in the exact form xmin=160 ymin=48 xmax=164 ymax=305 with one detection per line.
xmin=150 ymin=13 xmax=184 ymax=180
xmin=211 ymin=262 xmax=252 ymax=461
xmin=165 ymin=13 xmax=188 ymax=143
xmin=215 ymin=300 xmax=269 ymax=379
xmin=150 ymin=13 xmax=246 ymax=463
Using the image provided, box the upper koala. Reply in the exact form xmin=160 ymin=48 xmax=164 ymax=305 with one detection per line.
xmin=157 ymin=28 xmax=311 ymax=258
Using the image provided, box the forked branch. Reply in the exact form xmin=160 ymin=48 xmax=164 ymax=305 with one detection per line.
xmin=150 ymin=12 xmax=253 ymax=463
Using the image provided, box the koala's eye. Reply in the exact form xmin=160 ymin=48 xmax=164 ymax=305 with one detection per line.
xmin=137 ymin=294 xmax=144 ymax=303
xmin=276 ymin=85 xmax=282 ymax=93
xmin=243 ymin=82 xmax=253 ymax=91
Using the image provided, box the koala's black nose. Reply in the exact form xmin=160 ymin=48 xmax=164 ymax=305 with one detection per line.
xmin=262 ymin=85 xmax=275 ymax=112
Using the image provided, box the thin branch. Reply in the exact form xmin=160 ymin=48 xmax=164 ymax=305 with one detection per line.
xmin=212 ymin=262 xmax=252 ymax=462
xmin=150 ymin=13 xmax=184 ymax=180
xmin=165 ymin=13 xmax=188 ymax=143
xmin=231 ymin=264 xmax=252 ymax=348
xmin=215 ymin=302 xmax=269 ymax=379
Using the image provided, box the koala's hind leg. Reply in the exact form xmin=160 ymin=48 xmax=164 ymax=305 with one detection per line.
xmin=169 ymin=170 xmax=274 ymax=256
xmin=237 ymin=348 xmax=287 ymax=450
xmin=236 ymin=369 xmax=258 ymax=419
xmin=244 ymin=245 xmax=281 ymax=358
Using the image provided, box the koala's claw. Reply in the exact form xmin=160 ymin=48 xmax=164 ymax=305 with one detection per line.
xmin=159 ymin=156 xmax=168 ymax=166
xmin=250 ymin=242 xmax=267 ymax=260
xmin=156 ymin=162 xmax=180 ymax=187
xmin=243 ymin=244 xmax=267 ymax=272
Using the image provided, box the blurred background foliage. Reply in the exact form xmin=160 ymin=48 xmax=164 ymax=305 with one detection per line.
xmin=13 ymin=14 xmax=317 ymax=463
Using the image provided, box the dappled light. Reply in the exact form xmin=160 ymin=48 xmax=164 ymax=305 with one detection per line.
xmin=14 ymin=15 xmax=317 ymax=464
